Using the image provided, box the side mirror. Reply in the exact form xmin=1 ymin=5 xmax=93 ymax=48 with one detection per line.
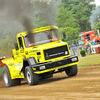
xmin=62 ymin=32 xmax=66 ymax=39
xmin=62 ymin=39 xmax=64 ymax=41
xmin=14 ymin=43 xmax=19 ymax=50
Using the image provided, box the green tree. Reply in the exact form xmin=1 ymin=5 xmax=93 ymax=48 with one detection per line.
xmin=57 ymin=6 xmax=80 ymax=41
xmin=60 ymin=27 xmax=80 ymax=41
xmin=61 ymin=0 xmax=96 ymax=32
xmin=57 ymin=6 xmax=79 ymax=28
xmin=94 ymin=22 xmax=100 ymax=35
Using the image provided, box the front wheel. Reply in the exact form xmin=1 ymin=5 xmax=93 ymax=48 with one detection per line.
xmin=65 ymin=65 xmax=78 ymax=77
xmin=2 ymin=66 xmax=21 ymax=87
xmin=25 ymin=66 xmax=39 ymax=86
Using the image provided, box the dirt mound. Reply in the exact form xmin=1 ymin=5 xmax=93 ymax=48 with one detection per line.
xmin=0 ymin=76 xmax=5 ymax=88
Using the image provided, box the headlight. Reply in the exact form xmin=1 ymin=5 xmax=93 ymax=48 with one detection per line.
xmin=65 ymin=51 xmax=68 ymax=55
xmin=71 ymin=58 xmax=77 ymax=62
xmin=39 ymin=66 xmax=46 ymax=70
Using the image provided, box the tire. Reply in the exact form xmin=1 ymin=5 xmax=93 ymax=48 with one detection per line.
xmin=2 ymin=66 xmax=21 ymax=87
xmin=65 ymin=65 xmax=78 ymax=77
xmin=25 ymin=66 xmax=39 ymax=86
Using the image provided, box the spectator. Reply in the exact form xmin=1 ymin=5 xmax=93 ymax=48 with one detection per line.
xmin=91 ymin=40 xmax=97 ymax=45
xmin=72 ymin=43 xmax=76 ymax=53
xmin=78 ymin=39 xmax=84 ymax=50
xmin=85 ymin=40 xmax=91 ymax=54
xmin=72 ymin=43 xmax=76 ymax=48
xmin=90 ymin=40 xmax=97 ymax=53
xmin=94 ymin=35 xmax=100 ymax=43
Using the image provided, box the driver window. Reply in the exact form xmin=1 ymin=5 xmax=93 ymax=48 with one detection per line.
xmin=85 ymin=36 xmax=87 ymax=39
xmin=18 ymin=37 xmax=23 ymax=49
xmin=45 ymin=31 xmax=52 ymax=39
xmin=24 ymin=37 xmax=30 ymax=47
xmin=87 ymin=34 xmax=91 ymax=40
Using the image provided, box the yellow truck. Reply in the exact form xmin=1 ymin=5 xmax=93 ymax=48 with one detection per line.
xmin=2 ymin=25 xmax=78 ymax=87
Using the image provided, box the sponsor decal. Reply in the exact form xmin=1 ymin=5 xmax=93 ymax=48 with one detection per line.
xmin=46 ymin=52 xmax=64 ymax=58
xmin=29 ymin=49 xmax=40 ymax=53
xmin=15 ymin=63 xmax=22 ymax=70
xmin=8 ymin=63 xmax=14 ymax=66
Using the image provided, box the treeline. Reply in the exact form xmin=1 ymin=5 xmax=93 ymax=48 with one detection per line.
xmin=0 ymin=0 xmax=98 ymax=57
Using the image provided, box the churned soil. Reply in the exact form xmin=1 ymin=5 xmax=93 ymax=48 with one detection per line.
xmin=0 ymin=65 xmax=100 ymax=100
xmin=0 ymin=77 xmax=5 ymax=88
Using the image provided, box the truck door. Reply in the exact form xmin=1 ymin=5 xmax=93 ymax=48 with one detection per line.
xmin=13 ymin=37 xmax=24 ymax=76
xmin=17 ymin=37 xmax=25 ymax=62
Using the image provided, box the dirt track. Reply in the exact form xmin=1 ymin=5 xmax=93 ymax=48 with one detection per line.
xmin=0 ymin=65 xmax=100 ymax=100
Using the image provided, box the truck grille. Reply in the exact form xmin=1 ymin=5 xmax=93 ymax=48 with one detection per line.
xmin=44 ymin=45 xmax=69 ymax=60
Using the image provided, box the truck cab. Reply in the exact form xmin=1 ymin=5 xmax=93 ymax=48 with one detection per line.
xmin=2 ymin=25 xmax=78 ymax=87
xmin=79 ymin=31 xmax=100 ymax=45
xmin=80 ymin=31 xmax=96 ymax=45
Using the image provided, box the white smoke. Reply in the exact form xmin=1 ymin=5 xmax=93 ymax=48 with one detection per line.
xmin=90 ymin=6 xmax=100 ymax=30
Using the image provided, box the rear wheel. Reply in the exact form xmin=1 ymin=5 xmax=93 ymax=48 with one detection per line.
xmin=25 ymin=66 xmax=39 ymax=86
xmin=2 ymin=66 xmax=21 ymax=87
xmin=65 ymin=65 xmax=78 ymax=77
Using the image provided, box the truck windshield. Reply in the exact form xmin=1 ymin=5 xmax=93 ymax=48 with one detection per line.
xmin=24 ymin=29 xmax=59 ymax=47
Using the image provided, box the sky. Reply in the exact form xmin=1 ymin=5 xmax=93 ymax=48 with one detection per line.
xmin=95 ymin=0 xmax=100 ymax=6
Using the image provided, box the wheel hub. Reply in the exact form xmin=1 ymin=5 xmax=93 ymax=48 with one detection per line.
xmin=27 ymin=71 xmax=31 ymax=83
xmin=3 ymin=71 xmax=8 ymax=85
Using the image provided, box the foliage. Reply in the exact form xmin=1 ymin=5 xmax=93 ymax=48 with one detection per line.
xmin=61 ymin=0 xmax=96 ymax=32
xmin=60 ymin=27 xmax=80 ymax=41
xmin=94 ymin=22 xmax=100 ymax=35
xmin=57 ymin=6 xmax=80 ymax=41
xmin=80 ymin=49 xmax=86 ymax=54
xmin=0 ymin=23 xmax=22 ymax=57
xmin=57 ymin=6 xmax=79 ymax=28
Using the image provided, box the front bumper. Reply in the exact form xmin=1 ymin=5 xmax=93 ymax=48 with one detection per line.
xmin=32 ymin=55 xmax=78 ymax=74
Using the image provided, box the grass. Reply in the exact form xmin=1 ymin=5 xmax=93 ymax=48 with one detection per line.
xmin=78 ymin=53 xmax=100 ymax=67
xmin=0 ymin=67 xmax=3 ymax=77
